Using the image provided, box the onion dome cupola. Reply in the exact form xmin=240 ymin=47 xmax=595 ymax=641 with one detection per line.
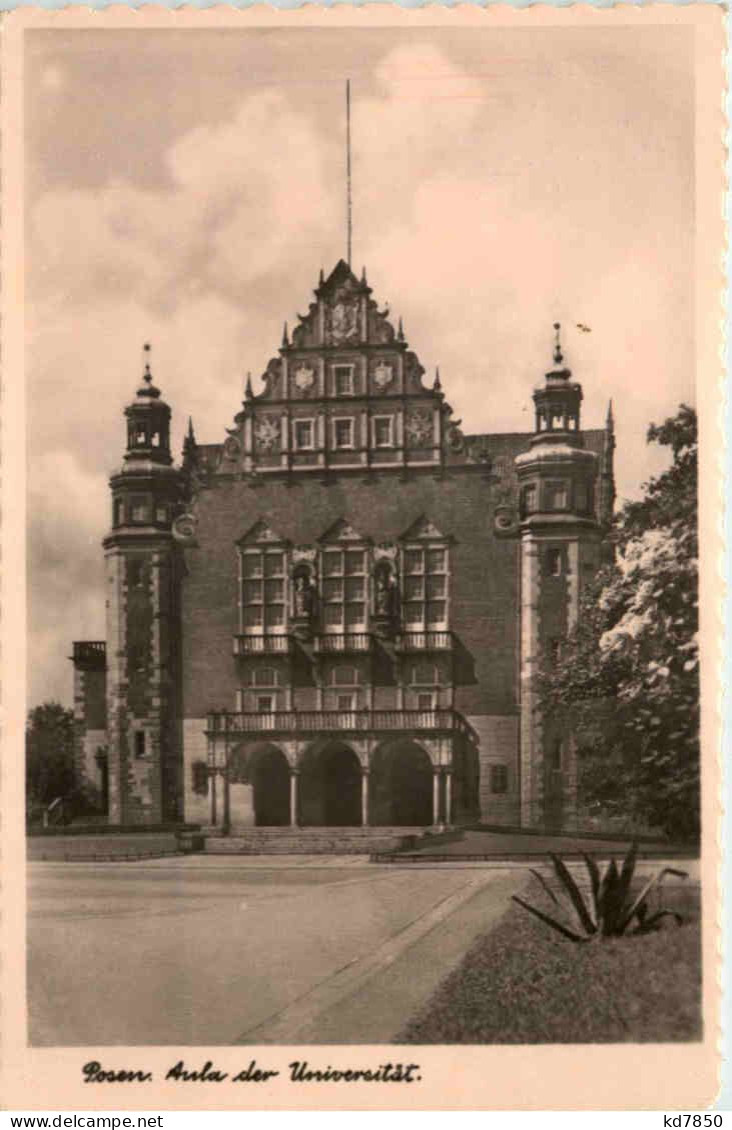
xmin=514 ymin=323 xmax=598 ymax=525
xmin=123 ymin=344 xmax=172 ymax=466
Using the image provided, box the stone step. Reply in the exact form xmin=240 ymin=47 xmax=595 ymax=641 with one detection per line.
xmin=204 ymin=826 xmax=427 ymax=855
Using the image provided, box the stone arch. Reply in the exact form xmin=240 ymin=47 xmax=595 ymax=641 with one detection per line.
xmin=229 ymin=741 xmax=291 ymax=827
xmin=370 ymin=739 xmax=434 ymax=827
xmin=298 ymin=739 xmax=363 ymax=827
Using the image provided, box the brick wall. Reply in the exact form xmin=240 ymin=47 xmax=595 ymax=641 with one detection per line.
xmin=180 ymin=470 xmax=521 ymax=720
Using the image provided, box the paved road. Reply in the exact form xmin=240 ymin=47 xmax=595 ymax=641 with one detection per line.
xmin=28 ymin=857 xmax=522 ymax=1047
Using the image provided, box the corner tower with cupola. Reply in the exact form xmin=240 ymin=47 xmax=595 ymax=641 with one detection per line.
xmin=102 ymin=348 xmax=183 ymax=823
xmin=514 ymin=325 xmax=604 ymax=828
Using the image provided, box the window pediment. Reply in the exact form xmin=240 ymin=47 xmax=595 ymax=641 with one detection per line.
xmin=237 ymin=519 xmax=287 ymax=547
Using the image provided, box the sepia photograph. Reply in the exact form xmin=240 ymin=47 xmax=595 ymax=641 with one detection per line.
xmin=1 ymin=3 xmax=723 ymax=1111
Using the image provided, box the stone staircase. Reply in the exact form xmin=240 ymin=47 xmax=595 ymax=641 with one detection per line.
xmin=203 ymin=826 xmax=427 ymax=855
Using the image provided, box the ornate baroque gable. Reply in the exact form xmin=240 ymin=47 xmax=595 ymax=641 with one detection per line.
xmin=211 ymin=259 xmax=500 ymax=480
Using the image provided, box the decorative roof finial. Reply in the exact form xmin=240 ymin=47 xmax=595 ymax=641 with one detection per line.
xmin=319 ymin=267 xmax=325 ymax=286
xmin=553 ymin=322 xmax=563 ymax=366
xmin=433 ymin=366 xmax=442 ymax=392
xmin=245 ymin=371 xmax=254 ymax=401
xmin=182 ymin=416 xmax=197 ymax=470
xmin=606 ymin=397 xmax=615 ymax=432
xmin=398 ymin=317 xmax=405 ymax=342
xmin=143 ymin=342 xmax=152 ymax=384
xmin=282 ymin=322 xmax=289 ymax=348
xmin=137 ymin=341 xmax=161 ymax=399
xmin=361 ymin=265 xmax=367 ymax=285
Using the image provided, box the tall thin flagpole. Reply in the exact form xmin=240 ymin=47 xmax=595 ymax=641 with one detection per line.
xmin=346 ymin=78 xmax=352 ymax=268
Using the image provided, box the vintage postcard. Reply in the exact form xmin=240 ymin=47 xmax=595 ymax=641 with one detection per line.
xmin=0 ymin=3 xmax=725 ymax=1112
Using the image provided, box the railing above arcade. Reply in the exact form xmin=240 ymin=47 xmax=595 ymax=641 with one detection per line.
xmin=204 ymin=708 xmax=473 ymax=739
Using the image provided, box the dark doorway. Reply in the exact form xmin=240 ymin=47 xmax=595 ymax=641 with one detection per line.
xmin=300 ymin=744 xmax=362 ymax=826
xmin=252 ymin=748 xmax=290 ymax=826
xmin=371 ymin=742 xmax=434 ymax=826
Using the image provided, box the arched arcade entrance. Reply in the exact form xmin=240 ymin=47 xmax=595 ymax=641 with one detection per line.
xmin=299 ymin=743 xmax=363 ymax=827
xmin=370 ymin=741 xmax=434 ymax=827
xmin=229 ymin=743 xmax=291 ymax=827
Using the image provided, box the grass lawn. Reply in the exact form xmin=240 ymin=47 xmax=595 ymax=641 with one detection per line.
xmin=398 ymin=884 xmax=701 ymax=1044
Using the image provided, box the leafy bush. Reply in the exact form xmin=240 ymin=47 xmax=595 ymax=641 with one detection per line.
xmin=512 ymin=841 xmax=688 ymax=942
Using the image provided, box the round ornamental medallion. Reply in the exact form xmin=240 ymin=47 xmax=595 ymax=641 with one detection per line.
xmin=223 ymin=435 xmax=241 ymax=460
xmin=254 ymin=416 xmax=281 ymax=451
xmin=374 ymin=362 xmax=393 ymax=389
xmin=405 ymin=409 xmax=433 ymax=447
xmin=294 ymin=365 xmax=315 ymax=392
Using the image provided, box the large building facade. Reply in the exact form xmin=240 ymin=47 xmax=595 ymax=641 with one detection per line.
xmin=72 ymin=260 xmax=615 ymax=831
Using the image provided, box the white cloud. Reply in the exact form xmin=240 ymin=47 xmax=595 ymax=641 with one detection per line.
xmin=26 ymin=38 xmax=693 ymax=705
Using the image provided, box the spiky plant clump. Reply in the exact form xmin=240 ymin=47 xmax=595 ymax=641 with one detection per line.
xmin=511 ymin=841 xmax=688 ymax=943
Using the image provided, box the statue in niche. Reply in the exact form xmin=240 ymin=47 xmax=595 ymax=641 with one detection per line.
xmin=374 ymin=565 xmax=398 ymax=619
xmin=293 ymin=571 xmax=314 ymax=618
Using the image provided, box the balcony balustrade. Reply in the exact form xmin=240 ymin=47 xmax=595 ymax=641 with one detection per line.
xmin=233 ymin=634 xmax=294 ymax=656
xmin=71 ymin=641 xmax=107 ymax=668
xmin=394 ymin=631 xmax=454 ymax=652
xmin=313 ymin=633 xmax=373 ymax=654
xmin=205 ymin=707 xmax=472 ymax=738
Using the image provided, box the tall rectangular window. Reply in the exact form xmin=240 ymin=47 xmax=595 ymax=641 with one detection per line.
xmin=490 ymin=764 xmax=508 ymax=794
xmin=241 ymin=549 xmax=286 ymax=632
xmin=547 ymin=481 xmax=569 ymax=510
xmin=134 ymin=731 xmax=146 ymax=759
xmin=333 ymin=418 xmax=355 ymax=450
xmin=520 ymin=484 xmax=537 ymax=517
xmin=322 ymin=549 xmax=366 ymax=631
xmin=293 ymin=419 xmax=314 ymax=450
xmin=402 ymin=546 xmax=448 ymax=628
xmin=130 ymin=495 xmax=150 ymax=523
xmin=334 ymin=365 xmax=354 ymax=396
xmin=373 ymin=416 xmax=394 ymax=448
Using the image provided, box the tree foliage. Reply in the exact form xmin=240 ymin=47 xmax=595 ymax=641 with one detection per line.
xmin=539 ymin=405 xmax=699 ymax=840
xmin=26 ymin=701 xmax=76 ymax=807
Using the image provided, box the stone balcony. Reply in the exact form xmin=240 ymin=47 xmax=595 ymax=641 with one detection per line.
xmin=71 ymin=641 xmax=107 ymax=669
xmin=232 ymin=634 xmax=295 ymax=656
xmin=312 ymin=633 xmax=373 ymax=654
xmin=205 ymin=707 xmax=472 ymax=739
xmin=393 ymin=631 xmax=455 ymax=652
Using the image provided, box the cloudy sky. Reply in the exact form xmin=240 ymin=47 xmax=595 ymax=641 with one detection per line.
xmin=26 ymin=25 xmax=695 ymax=706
